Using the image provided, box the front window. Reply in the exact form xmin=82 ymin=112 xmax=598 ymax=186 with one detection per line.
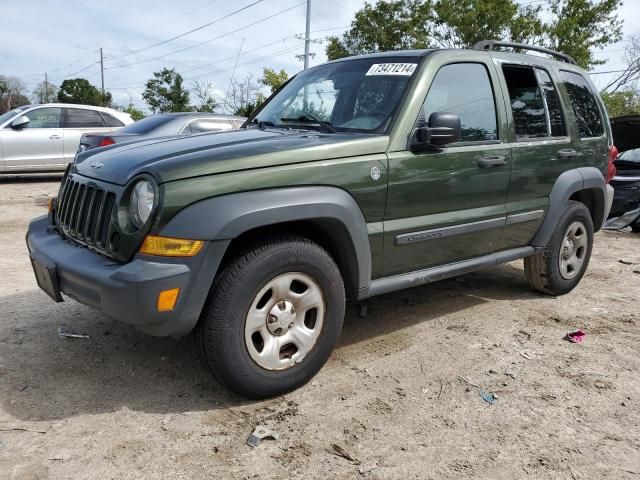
xmin=251 ymin=57 xmax=421 ymax=133
xmin=24 ymin=107 xmax=62 ymax=128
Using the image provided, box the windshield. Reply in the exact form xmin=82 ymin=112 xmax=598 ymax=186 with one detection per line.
xmin=0 ymin=106 xmax=29 ymax=126
xmin=120 ymin=115 xmax=175 ymax=134
xmin=251 ymin=57 xmax=421 ymax=133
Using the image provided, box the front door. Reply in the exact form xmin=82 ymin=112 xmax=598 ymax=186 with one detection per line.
xmin=383 ymin=60 xmax=511 ymax=276
xmin=1 ymin=107 xmax=64 ymax=171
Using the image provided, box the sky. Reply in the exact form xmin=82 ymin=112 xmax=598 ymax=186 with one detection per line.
xmin=0 ymin=0 xmax=638 ymax=113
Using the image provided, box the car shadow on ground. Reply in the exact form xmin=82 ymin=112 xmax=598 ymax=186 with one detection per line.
xmin=0 ymin=262 xmax=540 ymax=422
xmin=0 ymin=174 xmax=63 ymax=184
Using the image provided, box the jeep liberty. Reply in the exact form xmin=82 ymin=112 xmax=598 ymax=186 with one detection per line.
xmin=27 ymin=41 xmax=616 ymax=398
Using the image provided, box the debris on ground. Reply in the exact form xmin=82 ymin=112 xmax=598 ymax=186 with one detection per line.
xmin=246 ymin=426 xmax=279 ymax=447
xmin=0 ymin=427 xmax=47 ymax=434
xmin=564 ymin=329 xmax=586 ymax=344
xmin=57 ymin=327 xmax=90 ymax=339
xmin=618 ymin=259 xmax=638 ymax=265
xmin=359 ymin=304 xmax=368 ymax=318
xmin=327 ymin=443 xmax=360 ymax=464
xmin=479 ymin=390 xmax=497 ymax=404
xmin=505 ymin=368 xmax=518 ymax=379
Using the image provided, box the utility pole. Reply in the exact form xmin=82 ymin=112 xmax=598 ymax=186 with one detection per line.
xmin=44 ymin=72 xmax=49 ymax=103
xmin=100 ymin=48 xmax=105 ymax=98
xmin=303 ymin=0 xmax=311 ymax=70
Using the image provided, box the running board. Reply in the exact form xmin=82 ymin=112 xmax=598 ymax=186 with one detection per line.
xmin=366 ymin=246 xmax=537 ymax=298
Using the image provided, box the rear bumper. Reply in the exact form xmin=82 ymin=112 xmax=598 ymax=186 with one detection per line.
xmin=604 ymin=184 xmax=615 ymax=222
xmin=26 ymin=215 xmax=228 ymax=336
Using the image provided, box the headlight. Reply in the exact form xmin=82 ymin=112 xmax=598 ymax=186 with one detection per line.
xmin=129 ymin=180 xmax=155 ymax=229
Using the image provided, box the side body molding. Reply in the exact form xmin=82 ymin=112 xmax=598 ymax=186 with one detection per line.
xmin=532 ymin=167 xmax=606 ymax=247
xmin=159 ymin=187 xmax=372 ymax=295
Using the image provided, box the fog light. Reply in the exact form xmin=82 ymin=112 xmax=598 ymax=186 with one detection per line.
xmin=157 ymin=288 xmax=180 ymax=312
xmin=139 ymin=235 xmax=203 ymax=257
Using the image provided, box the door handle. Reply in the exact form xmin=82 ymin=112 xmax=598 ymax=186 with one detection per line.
xmin=477 ymin=155 xmax=507 ymax=168
xmin=557 ymin=148 xmax=577 ymax=160
xmin=49 ymin=135 xmax=61 ymax=140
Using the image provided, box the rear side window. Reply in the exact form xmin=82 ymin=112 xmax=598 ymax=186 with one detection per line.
xmin=421 ymin=63 xmax=498 ymax=142
xmin=502 ymin=65 xmax=565 ymax=139
xmin=101 ymin=112 xmax=125 ymax=127
xmin=64 ymin=108 xmax=106 ymax=128
xmin=560 ymin=71 xmax=604 ymax=138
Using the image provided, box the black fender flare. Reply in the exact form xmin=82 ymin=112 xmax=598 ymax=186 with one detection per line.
xmin=158 ymin=186 xmax=372 ymax=294
xmin=532 ymin=167 xmax=606 ymax=247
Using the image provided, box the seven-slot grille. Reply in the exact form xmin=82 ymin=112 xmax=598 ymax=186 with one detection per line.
xmin=55 ymin=176 xmax=116 ymax=252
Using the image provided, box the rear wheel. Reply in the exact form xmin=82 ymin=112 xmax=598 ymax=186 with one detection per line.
xmin=525 ymin=201 xmax=594 ymax=295
xmin=195 ymin=235 xmax=345 ymax=399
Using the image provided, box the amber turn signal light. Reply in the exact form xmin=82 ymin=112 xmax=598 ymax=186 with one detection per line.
xmin=139 ymin=235 xmax=203 ymax=257
xmin=157 ymin=288 xmax=180 ymax=312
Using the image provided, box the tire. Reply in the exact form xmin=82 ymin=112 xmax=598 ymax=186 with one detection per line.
xmin=525 ymin=201 xmax=594 ymax=296
xmin=631 ymin=224 xmax=640 ymax=233
xmin=195 ymin=235 xmax=345 ymax=399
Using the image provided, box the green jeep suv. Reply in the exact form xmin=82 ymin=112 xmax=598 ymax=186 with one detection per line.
xmin=27 ymin=41 xmax=616 ymax=398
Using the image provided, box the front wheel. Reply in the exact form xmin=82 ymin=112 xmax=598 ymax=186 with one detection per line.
xmin=195 ymin=235 xmax=345 ymax=399
xmin=525 ymin=201 xmax=594 ymax=295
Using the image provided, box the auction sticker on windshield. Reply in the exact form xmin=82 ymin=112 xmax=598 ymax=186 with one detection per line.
xmin=366 ymin=63 xmax=417 ymax=76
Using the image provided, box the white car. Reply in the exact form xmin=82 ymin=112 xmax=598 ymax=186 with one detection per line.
xmin=0 ymin=103 xmax=133 ymax=173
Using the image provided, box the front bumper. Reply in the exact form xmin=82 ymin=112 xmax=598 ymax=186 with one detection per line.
xmin=26 ymin=215 xmax=228 ymax=336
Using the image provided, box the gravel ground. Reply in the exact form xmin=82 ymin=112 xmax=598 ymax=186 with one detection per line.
xmin=1 ymin=175 xmax=639 ymax=480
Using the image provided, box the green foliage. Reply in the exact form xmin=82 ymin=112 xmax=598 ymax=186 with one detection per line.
xmin=58 ymin=78 xmax=111 ymax=106
xmin=325 ymin=0 xmax=623 ymax=69
xmin=601 ymin=89 xmax=640 ymax=118
xmin=142 ymin=68 xmax=191 ymax=113
xmin=118 ymin=103 xmax=145 ymax=121
xmin=233 ymin=93 xmax=266 ymax=117
xmin=546 ymin=0 xmax=623 ymax=68
xmin=260 ymin=68 xmax=289 ymax=93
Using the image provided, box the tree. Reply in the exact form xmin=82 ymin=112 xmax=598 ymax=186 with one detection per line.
xmin=57 ymin=78 xmax=111 ymax=106
xmin=226 ymin=74 xmax=266 ymax=117
xmin=117 ymin=102 xmax=145 ymax=121
xmin=0 ymin=75 xmax=30 ymax=113
xmin=260 ymin=68 xmax=289 ymax=94
xmin=326 ymin=0 xmax=622 ymax=69
xmin=602 ymin=35 xmax=640 ymax=92
xmin=32 ymin=80 xmax=58 ymax=104
xmin=142 ymin=68 xmax=191 ymax=113
xmin=601 ymin=88 xmax=640 ymax=118
xmin=190 ymin=80 xmax=218 ymax=112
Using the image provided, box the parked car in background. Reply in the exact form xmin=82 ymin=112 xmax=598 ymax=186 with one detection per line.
xmin=0 ymin=104 xmax=132 ymax=173
xmin=606 ymin=115 xmax=640 ymax=231
xmin=78 ymin=113 xmax=247 ymax=152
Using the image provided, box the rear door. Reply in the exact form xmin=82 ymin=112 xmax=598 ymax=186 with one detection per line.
xmin=495 ymin=62 xmax=573 ymax=248
xmin=62 ymin=108 xmax=111 ymax=161
xmin=1 ymin=107 xmax=64 ymax=171
xmin=383 ymin=56 xmax=512 ymax=276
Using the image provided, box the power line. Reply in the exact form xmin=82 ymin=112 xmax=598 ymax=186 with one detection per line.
xmin=106 ymin=0 xmax=264 ymax=61
xmin=105 ymin=1 xmax=305 ymax=70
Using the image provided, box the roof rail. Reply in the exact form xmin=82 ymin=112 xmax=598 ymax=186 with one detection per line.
xmin=472 ymin=40 xmax=577 ymax=65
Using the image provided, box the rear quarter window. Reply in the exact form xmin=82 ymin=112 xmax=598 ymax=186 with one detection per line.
xmin=559 ymin=71 xmax=604 ymax=138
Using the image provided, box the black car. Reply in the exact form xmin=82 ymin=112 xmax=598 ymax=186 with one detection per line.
xmin=78 ymin=112 xmax=247 ymax=151
xmin=608 ymin=115 xmax=640 ymax=231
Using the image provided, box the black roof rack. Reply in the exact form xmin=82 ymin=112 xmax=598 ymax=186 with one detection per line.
xmin=472 ymin=40 xmax=577 ymax=65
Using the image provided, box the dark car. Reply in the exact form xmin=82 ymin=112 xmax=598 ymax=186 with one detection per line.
xmin=607 ymin=115 xmax=640 ymax=231
xmin=78 ymin=113 xmax=247 ymax=151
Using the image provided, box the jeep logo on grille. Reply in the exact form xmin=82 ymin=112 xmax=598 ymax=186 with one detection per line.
xmin=90 ymin=161 xmax=104 ymax=169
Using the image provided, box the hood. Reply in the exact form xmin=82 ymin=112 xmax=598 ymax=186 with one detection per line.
xmin=611 ymin=115 xmax=640 ymax=153
xmin=74 ymin=127 xmax=387 ymax=185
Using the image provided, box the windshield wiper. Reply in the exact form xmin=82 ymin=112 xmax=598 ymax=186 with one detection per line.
xmin=251 ymin=118 xmax=276 ymax=129
xmin=280 ymin=115 xmax=337 ymax=133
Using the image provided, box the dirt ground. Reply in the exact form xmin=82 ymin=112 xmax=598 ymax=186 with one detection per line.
xmin=0 ymin=175 xmax=639 ymax=480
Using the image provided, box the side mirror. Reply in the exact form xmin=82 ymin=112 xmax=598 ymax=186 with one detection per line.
xmin=10 ymin=115 xmax=30 ymax=130
xmin=411 ymin=112 xmax=461 ymax=150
